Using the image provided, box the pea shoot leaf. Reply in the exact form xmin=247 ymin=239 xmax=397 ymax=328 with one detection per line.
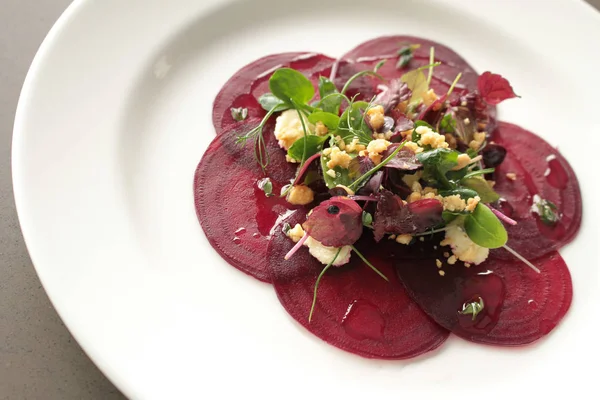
xmin=287 ymin=135 xmax=329 ymax=162
xmin=464 ymin=204 xmax=508 ymax=249
xmin=270 ymin=68 xmax=315 ymax=106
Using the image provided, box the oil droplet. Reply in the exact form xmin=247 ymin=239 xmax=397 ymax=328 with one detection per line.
xmin=235 ymin=227 xmax=247 ymax=235
xmin=527 ymin=299 xmax=538 ymax=310
xmin=232 ymin=236 xmax=241 ymax=244
xmin=341 ymin=300 xmax=385 ymax=341
xmin=544 ymin=155 xmax=568 ymax=190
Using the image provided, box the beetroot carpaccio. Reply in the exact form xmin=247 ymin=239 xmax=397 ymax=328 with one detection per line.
xmin=193 ymin=36 xmax=582 ymax=359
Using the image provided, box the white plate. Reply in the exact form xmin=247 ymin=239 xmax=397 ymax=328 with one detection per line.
xmin=13 ymin=0 xmax=600 ymax=398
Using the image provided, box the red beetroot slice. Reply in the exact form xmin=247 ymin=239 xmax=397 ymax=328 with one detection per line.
xmin=213 ymin=53 xmax=335 ymax=135
xmin=394 ymin=246 xmax=572 ymax=345
xmin=341 ymin=35 xmax=496 ymax=117
xmin=194 ymin=118 xmax=301 ymax=282
xmin=490 ymin=122 xmax=582 ymax=260
xmin=268 ymin=210 xmax=449 ymax=359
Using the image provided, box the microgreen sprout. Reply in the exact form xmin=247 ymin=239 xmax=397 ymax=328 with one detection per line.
xmin=460 ymin=297 xmax=485 ymax=321
xmin=348 ymin=141 xmax=407 ymax=191
xmin=351 ymin=245 xmax=389 ymax=282
xmin=426 ymin=46 xmax=435 ymax=86
xmin=309 ymin=248 xmax=341 ymax=322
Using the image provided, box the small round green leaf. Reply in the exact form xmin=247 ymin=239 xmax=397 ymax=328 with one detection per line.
xmin=269 ymin=68 xmax=315 ymax=106
xmin=464 ymin=204 xmax=508 ymax=249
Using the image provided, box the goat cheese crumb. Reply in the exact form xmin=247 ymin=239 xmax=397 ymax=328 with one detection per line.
xmin=286 ymin=224 xmax=352 ymax=266
xmin=274 ymin=109 xmax=315 ymax=150
xmin=395 ymin=234 xmax=413 ymax=245
xmin=366 ymin=139 xmax=391 ymax=165
xmin=326 ymin=146 xmax=352 ymax=169
xmin=416 ymin=126 xmax=449 ymax=149
xmin=286 ymin=185 xmax=315 ymax=205
xmin=304 ymin=237 xmax=352 ymax=266
xmin=441 ymin=222 xmax=489 ymax=265
xmin=366 ymin=105 xmax=385 ymax=131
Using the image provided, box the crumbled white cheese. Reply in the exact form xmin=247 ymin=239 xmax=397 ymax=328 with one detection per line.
xmin=469 ymin=131 xmax=486 ymax=151
xmin=442 ymin=195 xmax=467 ymax=212
xmin=465 ymin=196 xmax=481 ymax=212
xmin=452 ymin=153 xmax=471 ymax=171
xmin=287 ymin=224 xmax=305 ymax=243
xmin=366 ymin=105 xmax=385 ymax=131
xmin=422 ymin=89 xmax=439 ymax=107
xmin=402 ymin=171 xmax=423 ymax=188
xmin=286 ymin=224 xmax=351 ymax=266
xmin=274 ymin=109 xmax=314 ymax=150
xmin=326 ymin=169 xmax=337 ymax=178
xmin=345 ymin=137 xmax=366 ymax=153
xmin=395 ymin=234 xmax=413 ymax=245
xmin=315 ymin=121 xmax=329 ymax=136
xmin=441 ymin=223 xmax=489 ymax=265
xmin=366 ymin=139 xmax=391 ymax=164
xmin=417 ymin=125 xmax=449 ymax=149
xmin=404 ymin=141 xmax=424 ymax=153
xmin=286 ymin=185 xmax=314 ymax=205
xmin=326 ymin=146 xmax=352 ymax=169
xmin=304 ymin=237 xmax=352 ymax=266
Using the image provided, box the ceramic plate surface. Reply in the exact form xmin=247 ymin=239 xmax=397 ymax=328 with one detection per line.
xmin=13 ymin=0 xmax=600 ymax=398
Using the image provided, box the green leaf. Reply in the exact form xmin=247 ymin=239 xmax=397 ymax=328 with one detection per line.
xmin=464 ymin=204 xmax=508 ymax=249
xmin=230 ymin=107 xmax=248 ymax=121
xmin=461 ymin=168 xmax=495 ymax=180
xmin=396 ymin=44 xmax=420 ymax=69
xmin=338 ymin=101 xmax=372 ymax=144
xmin=318 ymin=76 xmax=341 ymax=114
xmin=257 ymin=177 xmax=273 ymax=197
xmin=269 ymin=68 xmax=315 ymax=106
xmin=440 ymin=187 xmax=479 ymax=200
xmin=258 ymin=93 xmax=288 ymax=112
xmin=308 ymin=111 xmax=340 ymax=130
xmin=439 ymin=114 xmax=456 ymax=133
xmin=321 ymin=152 xmax=354 ymax=189
xmin=401 ymin=69 xmax=428 ymax=105
xmin=362 ymin=211 xmax=373 ymax=228
xmin=411 ymin=120 xmax=433 ymax=142
xmin=442 ymin=210 xmax=465 ymax=224
xmin=460 ymin=297 xmax=485 ymax=321
xmin=373 ymin=59 xmax=387 ymax=72
xmin=532 ymin=195 xmax=560 ymax=226
xmin=417 ymin=148 xmax=459 ymax=188
xmin=462 ymin=176 xmax=500 ymax=203
xmin=287 ymin=134 xmax=328 ymax=162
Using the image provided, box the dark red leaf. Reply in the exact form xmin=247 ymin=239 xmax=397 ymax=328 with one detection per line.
xmin=302 ymin=197 xmax=363 ymax=247
xmin=382 ymin=144 xmax=421 ymax=170
xmin=477 ymin=71 xmax=519 ymax=105
xmin=372 ymin=189 xmax=443 ymax=241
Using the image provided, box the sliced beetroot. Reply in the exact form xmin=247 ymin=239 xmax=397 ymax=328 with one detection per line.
xmin=268 ymin=210 xmax=449 ymax=359
xmin=341 ymin=36 xmax=485 ymax=104
xmin=194 ymin=118 xmax=300 ymax=282
xmin=213 ymin=53 xmax=335 ymax=135
xmin=489 ymin=122 xmax=582 ymax=260
xmin=394 ymin=246 xmax=572 ymax=345
xmin=302 ymin=197 xmax=363 ymax=247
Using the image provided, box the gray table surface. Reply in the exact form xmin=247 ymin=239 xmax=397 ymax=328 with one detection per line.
xmin=1 ymin=1 xmax=599 ymax=399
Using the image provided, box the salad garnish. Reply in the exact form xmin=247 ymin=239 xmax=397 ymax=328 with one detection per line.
xmin=229 ymin=44 xmax=547 ymax=321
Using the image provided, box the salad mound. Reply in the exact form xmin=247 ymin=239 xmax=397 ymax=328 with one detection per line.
xmin=193 ymin=36 xmax=582 ymax=359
